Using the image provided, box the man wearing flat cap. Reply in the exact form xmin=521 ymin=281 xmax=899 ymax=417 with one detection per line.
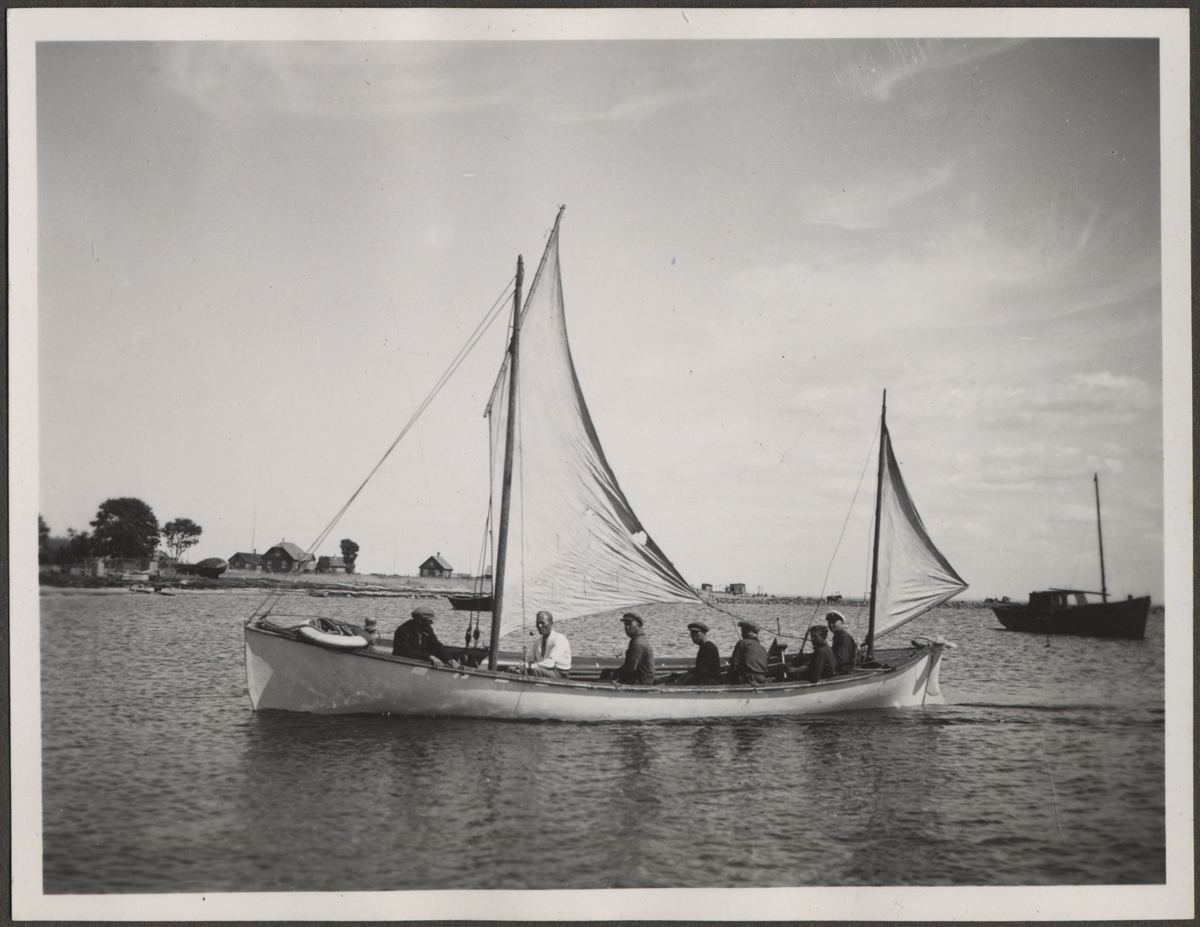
xmin=788 ymin=625 xmax=835 ymax=682
xmin=728 ymin=619 xmax=769 ymax=686
xmin=613 ymin=611 xmax=656 ymax=685
xmin=392 ymin=604 xmax=460 ymax=668
xmin=825 ymin=610 xmax=858 ymax=675
xmin=681 ymin=621 xmax=722 ymax=685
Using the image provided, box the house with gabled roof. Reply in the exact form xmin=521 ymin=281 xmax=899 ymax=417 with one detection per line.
xmin=229 ymin=552 xmax=262 ymax=572
xmin=261 ymin=540 xmax=315 ymax=573
xmin=316 ymin=555 xmax=347 ymax=574
xmin=419 ymin=553 xmax=453 ymax=578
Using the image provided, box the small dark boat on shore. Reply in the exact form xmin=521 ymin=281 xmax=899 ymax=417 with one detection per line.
xmin=447 ymin=593 xmax=492 ymax=612
xmin=196 ymin=558 xmax=228 ymax=579
xmin=992 ymin=590 xmax=1150 ymax=639
xmin=992 ymin=474 xmax=1151 ymax=640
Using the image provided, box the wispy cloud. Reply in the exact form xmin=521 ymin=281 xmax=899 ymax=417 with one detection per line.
xmin=798 ymin=163 xmax=954 ymax=231
xmin=157 ymin=43 xmax=510 ymax=118
xmin=851 ymin=38 xmax=1027 ymax=103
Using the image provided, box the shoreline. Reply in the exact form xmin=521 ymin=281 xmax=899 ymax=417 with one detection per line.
xmin=38 ymin=575 xmax=1012 ymax=609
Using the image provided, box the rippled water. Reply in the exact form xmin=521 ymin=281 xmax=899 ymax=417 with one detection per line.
xmin=40 ymin=591 xmax=1164 ymax=892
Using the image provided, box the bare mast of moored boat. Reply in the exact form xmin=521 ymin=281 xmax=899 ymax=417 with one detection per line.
xmin=1094 ymin=473 xmax=1108 ymax=604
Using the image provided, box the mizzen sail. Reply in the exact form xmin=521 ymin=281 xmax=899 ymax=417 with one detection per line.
xmin=487 ymin=214 xmax=699 ymax=638
xmin=872 ymin=422 xmax=968 ymax=639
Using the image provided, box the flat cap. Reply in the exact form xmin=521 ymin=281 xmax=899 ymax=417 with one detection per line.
xmin=737 ymin=619 xmax=760 ymax=634
xmin=621 ymin=611 xmax=644 ymax=624
xmin=687 ymin=621 xmax=710 ymax=633
xmin=412 ymin=604 xmax=436 ymax=620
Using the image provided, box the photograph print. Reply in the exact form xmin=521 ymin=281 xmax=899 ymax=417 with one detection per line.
xmin=11 ymin=8 xmax=1191 ymax=922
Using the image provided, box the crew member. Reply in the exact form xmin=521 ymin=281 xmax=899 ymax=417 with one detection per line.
xmin=522 ymin=610 xmax=572 ymax=678
xmin=728 ymin=619 xmax=769 ymax=686
xmin=392 ymin=605 xmax=460 ymax=668
xmin=790 ymin=625 xmax=835 ymax=682
xmin=684 ymin=621 xmax=723 ymax=684
xmin=614 ymin=611 xmax=656 ymax=684
xmin=825 ymin=610 xmax=858 ymax=675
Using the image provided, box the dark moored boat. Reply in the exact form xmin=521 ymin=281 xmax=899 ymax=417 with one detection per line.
xmin=447 ymin=593 xmax=492 ymax=612
xmin=196 ymin=557 xmax=228 ymax=579
xmin=992 ymin=474 xmax=1151 ymax=640
xmin=992 ymin=589 xmax=1150 ymax=640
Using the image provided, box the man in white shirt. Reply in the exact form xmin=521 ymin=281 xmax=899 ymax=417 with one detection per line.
xmin=523 ymin=610 xmax=572 ymax=678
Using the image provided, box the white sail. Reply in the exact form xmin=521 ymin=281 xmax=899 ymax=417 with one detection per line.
xmin=872 ymin=424 xmax=967 ymax=638
xmin=487 ymin=216 xmax=700 ymax=637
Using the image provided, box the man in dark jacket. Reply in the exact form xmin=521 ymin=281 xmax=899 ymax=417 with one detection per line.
xmin=686 ymin=621 xmax=723 ymax=684
xmin=790 ymin=625 xmax=835 ymax=682
xmin=664 ymin=620 xmax=722 ymax=685
xmin=826 ymin=610 xmax=858 ymax=674
xmin=615 ymin=611 xmax=656 ymax=684
xmin=392 ymin=605 xmax=459 ymax=668
xmin=728 ymin=620 xmax=769 ymax=685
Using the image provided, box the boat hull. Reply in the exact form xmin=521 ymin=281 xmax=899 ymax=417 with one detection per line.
xmin=447 ymin=593 xmax=493 ymax=611
xmin=992 ymin=596 xmax=1150 ymax=640
xmin=245 ymin=625 xmax=947 ymax=721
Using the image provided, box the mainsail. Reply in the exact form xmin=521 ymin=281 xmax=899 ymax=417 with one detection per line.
xmin=870 ymin=413 xmax=968 ymax=641
xmin=487 ymin=212 xmax=700 ymax=637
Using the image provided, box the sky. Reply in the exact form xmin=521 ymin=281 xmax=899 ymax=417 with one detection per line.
xmin=35 ymin=34 xmax=1169 ymax=602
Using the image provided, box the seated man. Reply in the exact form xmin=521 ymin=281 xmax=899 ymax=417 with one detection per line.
xmin=728 ymin=620 xmax=769 ymax=686
xmin=518 ymin=610 xmax=572 ymax=678
xmin=662 ymin=621 xmax=723 ymax=685
xmin=611 ymin=611 xmax=656 ymax=684
xmin=788 ymin=625 xmax=835 ymax=682
xmin=392 ymin=604 xmax=460 ymax=668
xmin=825 ymin=610 xmax=858 ymax=675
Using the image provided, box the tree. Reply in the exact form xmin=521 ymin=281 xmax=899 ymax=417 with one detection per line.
xmin=90 ymin=497 xmax=160 ymax=560
xmin=62 ymin=528 xmax=94 ymax=563
xmin=340 ymin=539 xmax=360 ymax=574
xmin=162 ymin=518 xmax=203 ymax=561
xmin=38 ymin=515 xmax=50 ymax=563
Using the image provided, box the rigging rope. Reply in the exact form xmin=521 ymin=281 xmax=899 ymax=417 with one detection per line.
xmin=699 ymin=415 xmax=882 ymax=654
xmin=248 ymin=277 xmax=516 ymax=621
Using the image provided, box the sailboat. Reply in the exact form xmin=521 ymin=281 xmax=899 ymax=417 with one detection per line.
xmin=991 ymin=475 xmax=1151 ymax=639
xmin=244 ymin=209 xmax=967 ymax=719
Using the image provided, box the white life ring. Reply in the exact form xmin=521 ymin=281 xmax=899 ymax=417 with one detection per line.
xmin=297 ymin=625 xmax=368 ymax=651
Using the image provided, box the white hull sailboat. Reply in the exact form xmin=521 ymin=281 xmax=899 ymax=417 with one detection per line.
xmin=244 ymin=208 xmax=967 ymax=720
xmin=246 ymin=629 xmax=946 ymax=720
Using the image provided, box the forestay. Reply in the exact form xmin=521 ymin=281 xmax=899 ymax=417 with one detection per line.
xmin=872 ymin=424 xmax=968 ymax=638
xmin=487 ymin=216 xmax=700 ymax=638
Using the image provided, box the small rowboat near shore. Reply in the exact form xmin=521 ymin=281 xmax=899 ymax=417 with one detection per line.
xmin=245 ymin=209 xmax=967 ymax=720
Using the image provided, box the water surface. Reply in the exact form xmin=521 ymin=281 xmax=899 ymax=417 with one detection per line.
xmin=40 ymin=592 xmax=1165 ymax=891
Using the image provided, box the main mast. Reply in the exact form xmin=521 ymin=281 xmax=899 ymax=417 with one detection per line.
xmin=488 ymin=255 xmax=524 ymax=671
xmin=1094 ymin=473 xmax=1108 ymax=603
xmin=865 ymin=389 xmax=887 ymax=660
